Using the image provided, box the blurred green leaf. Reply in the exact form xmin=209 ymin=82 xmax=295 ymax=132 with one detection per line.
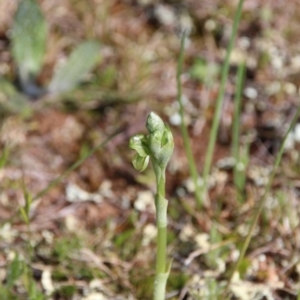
xmin=0 ymin=145 xmax=10 ymax=168
xmin=11 ymin=0 xmax=47 ymax=84
xmin=0 ymin=76 xmax=33 ymax=117
xmin=55 ymin=285 xmax=77 ymax=298
xmin=53 ymin=236 xmax=81 ymax=263
xmin=28 ymin=280 xmax=47 ymax=300
xmin=6 ymin=254 xmax=25 ymax=288
xmin=49 ymin=41 xmax=101 ymax=94
xmin=189 ymin=57 xmax=220 ymax=87
xmin=237 ymin=257 xmax=251 ymax=278
xmin=20 ymin=207 xmax=29 ymax=225
xmin=0 ymin=77 xmax=18 ymax=97
xmin=114 ymin=229 xmax=135 ymax=248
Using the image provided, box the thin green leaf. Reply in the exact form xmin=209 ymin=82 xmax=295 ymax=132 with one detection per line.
xmin=7 ymin=254 xmax=25 ymax=287
xmin=20 ymin=207 xmax=29 ymax=225
xmin=0 ymin=145 xmax=9 ymax=168
xmin=49 ymin=41 xmax=101 ymax=94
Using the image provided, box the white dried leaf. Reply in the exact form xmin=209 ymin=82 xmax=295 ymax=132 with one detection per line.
xmin=0 ymin=223 xmax=17 ymax=242
xmin=194 ymin=233 xmax=210 ymax=250
xmin=294 ymin=123 xmax=300 ymax=143
xmin=179 ymin=224 xmax=196 ymax=241
xmin=142 ymin=224 xmax=157 ymax=246
xmin=65 ymin=215 xmax=82 ymax=233
xmin=41 ymin=269 xmax=54 ymax=295
xmin=66 ymin=183 xmax=102 ymax=203
xmin=82 ymin=293 xmax=106 ymax=300
xmin=134 ymin=191 xmax=155 ymax=213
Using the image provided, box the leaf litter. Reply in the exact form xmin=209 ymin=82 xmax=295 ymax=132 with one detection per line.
xmin=1 ymin=0 xmax=300 ymax=299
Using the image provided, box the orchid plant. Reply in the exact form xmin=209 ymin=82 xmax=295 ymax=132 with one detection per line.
xmin=129 ymin=112 xmax=174 ymax=300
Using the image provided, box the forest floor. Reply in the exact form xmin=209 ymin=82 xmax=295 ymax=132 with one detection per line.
xmin=1 ymin=0 xmax=300 ymax=299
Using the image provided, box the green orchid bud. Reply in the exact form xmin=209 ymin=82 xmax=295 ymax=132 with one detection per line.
xmin=146 ymin=114 xmax=174 ymax=170
xmin=147 ymin=130 xmax=163 ymax=159
xmin=129 ymin=134 xmax=149 ymax=157
xmin=157 ymin=126 xmax=174 ymax=168
xmin=146 ymin=112 xmax=165 ymax=134
xmin=132 ymin=153 xmax=150 ymax=172
xmin=129 ymin=111 xmax=174 ymax=299
xmin=130 ymin=112 xmax=174 ymax=172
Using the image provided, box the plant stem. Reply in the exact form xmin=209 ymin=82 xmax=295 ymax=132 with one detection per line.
xmin=154 ymin=169 xmax=169 ymax=300
xmin=177 ymin=32 xmax=203 ymax=208
xmin=202 ymin=0 xmax=245 ymax=199
xmin=156 ymin=226 xmax=167 ymax=274
xmin=130 ymin=112 xmax=173 ymax=300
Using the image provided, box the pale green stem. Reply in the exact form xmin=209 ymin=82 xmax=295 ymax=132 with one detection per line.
xmin=153 ymin=165 xmax=169 ymax=300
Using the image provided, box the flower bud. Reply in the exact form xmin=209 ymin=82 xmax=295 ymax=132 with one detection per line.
xmin=156 ymin=126 xmax=174 ymax=168
xmin=132 ymin=153 xmax=150 ymax=172
xmin=146 ymin=113 xmax=174 ymax=169
xmin=146 ymin=112 xmax=165 ymax=134
xmin=129 ymin=134 xmax=149 ymax=157
xmin=129 ymin=112 xmax=174 ymax=172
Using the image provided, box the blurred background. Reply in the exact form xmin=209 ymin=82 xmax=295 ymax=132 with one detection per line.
xmin=0 ymin=0 xmax=300 ymax=299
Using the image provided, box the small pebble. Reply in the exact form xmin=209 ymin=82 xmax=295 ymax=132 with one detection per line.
xmin=244 ymin=87 xmax=258 ymax=99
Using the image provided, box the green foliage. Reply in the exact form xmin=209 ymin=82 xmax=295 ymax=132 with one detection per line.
xmin=189 ymin=58 xmax=220 ymax=87
xmin=11 ymin=0 xmax=47 ymax=85
xmin=132 ymin=272 xmax=153 ymax=300
xmin=1 ymin=254 xmax=45 ymax=300
xmin=234 ymin=140 xmax=250 ymax=200
xmin=0 ymin=78 xmax=31 ymax=116
xmin=237 ymin=257 xmax=251 ymax=278
xmin=202 ymin=0 xmax=245 ymax=202
xmin=98 ymin=65 xmax=117 ymax=88
xmin=28 ymin=280 xmax=46 ymax=300
xmin=232 ymin=62 xmax=248 ymax=201
xmin=8 ymin=0 xmax=101 ymax=101
xmin=53 ymin=236 xmax=81 ymax=263
xmin=177 ymin=32 xmax=203 ymax=207
xmin=20 ymin=186 xmax=33 ymax=225
xmin=167 ymin=272 xmax=188 ymax=291
xmin=6 ymin=254 xmax=25 ymax=289
xmin=55 ymin=285 xmax=77 ymax=298
xmin=0 ymin=145 xmax=10 ymax=168
xmin=190 ymin=277 xmax=225 ymax=300
xmin=129 ymin=112 xmax=174 ymax=173
xmin=225 ymin=104 xmax=300 ymax=292
xmin=129 ymin=112 xmax=174 ymax=300
xmin=49 ymin=41 xmax=101 ymax=94
xmin=114 ymin=229 xmax=135 ymax=248
xmin=205 ymin=224 xmax=222 ymax=269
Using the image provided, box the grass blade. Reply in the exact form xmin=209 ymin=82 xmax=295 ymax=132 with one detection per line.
xmin=225 ymin=105 xmax=300 ymax=292
xmin=232 ymin=62 xmax=246 ymax=200
xmin=202 ymin=0 xmax=245 ymax=201
xmin=177 ymin=32 xmax=203 ymax=208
